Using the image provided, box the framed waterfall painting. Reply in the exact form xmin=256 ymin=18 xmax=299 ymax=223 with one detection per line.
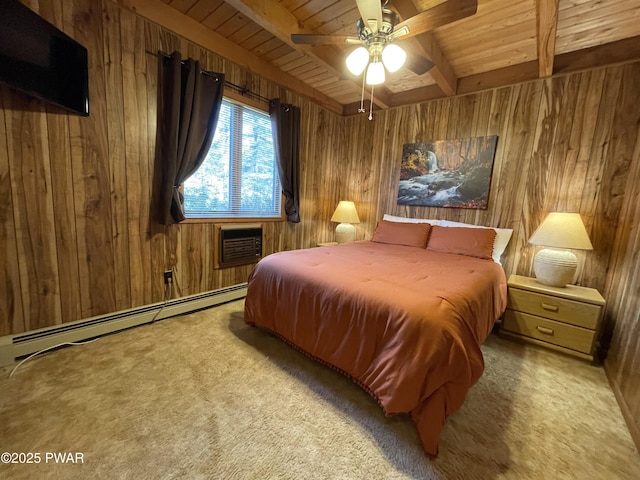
xmin=396 ymin=135 xmax=498 ymax=209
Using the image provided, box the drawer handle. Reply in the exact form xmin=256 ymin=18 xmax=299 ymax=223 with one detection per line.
xmin=540 ymin=302 xmax=559 ymax=312
xmin=536 ymin=326 xmax=554 ymax=335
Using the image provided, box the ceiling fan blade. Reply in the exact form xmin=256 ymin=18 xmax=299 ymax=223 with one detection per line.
xmin=404 ymin=52 xmax=435 ymax=76
xmin=290 ymin=34 xmax=361 ymax=46
xmin=388 ymin=25 xmax=409 ymax=41
xmin=355 ymin=0 xmax=383 ymax=33
xmin=394 ymin=0 xmax=477 ymax=39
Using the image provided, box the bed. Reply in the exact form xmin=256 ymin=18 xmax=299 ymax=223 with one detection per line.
xmin=244 ymin=220 xmax=509 ymax=457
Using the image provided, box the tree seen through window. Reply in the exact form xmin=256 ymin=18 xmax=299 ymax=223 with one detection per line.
xmin=184 ymin=99 xmax=281 ymax=218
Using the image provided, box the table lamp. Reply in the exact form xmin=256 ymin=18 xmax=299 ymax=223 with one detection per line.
xmin=331 ymin=201 xmax=360 ymax=243
xmin=529 ymin=212 xmax=593 ymax=287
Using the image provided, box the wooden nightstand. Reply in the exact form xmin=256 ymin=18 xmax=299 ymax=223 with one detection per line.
xmin=501 ymin=274 xmax=606 ymax=361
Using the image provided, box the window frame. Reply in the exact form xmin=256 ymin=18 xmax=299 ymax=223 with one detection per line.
xmin=182 ymin=90 xmax=284 ymax=224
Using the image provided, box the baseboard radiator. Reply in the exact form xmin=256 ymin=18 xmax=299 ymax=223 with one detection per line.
xmin=0 ymin=283 xmax=247 ymax=367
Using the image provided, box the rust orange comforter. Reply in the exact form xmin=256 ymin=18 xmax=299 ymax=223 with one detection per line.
xmin=244 ymin=241 xmax=507 ymax=456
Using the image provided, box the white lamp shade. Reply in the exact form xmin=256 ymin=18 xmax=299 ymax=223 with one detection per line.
xmin=331 ymin=201 xmax=360 ymax=224
xmin=346 ymin=47 xmax=369 ymax=76
xmin=529 ymin=212 xmax=592 ymax=287
xmin=529 ymin=212 xmax=593 ymax=250
xmin=365 ymin=61 xmax=385 ymax=85
xmin=381 ymin=43 xmax=406 ymax=72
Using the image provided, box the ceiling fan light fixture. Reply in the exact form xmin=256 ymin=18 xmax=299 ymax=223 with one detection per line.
xmin=381 ymin=43 xmax=406 ymax=73
xmin=346 ymin=46 xmax=370 ymax=76
xmin=366 ymin=60 xmax=385 ymax=85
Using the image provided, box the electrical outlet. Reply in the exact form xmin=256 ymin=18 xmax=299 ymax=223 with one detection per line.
xmin=164 ymin=270 xmax=173 ymax=284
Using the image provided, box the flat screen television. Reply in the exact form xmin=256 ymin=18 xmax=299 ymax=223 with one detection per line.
xmin=0 ymin=0 xmax=89 ymax=116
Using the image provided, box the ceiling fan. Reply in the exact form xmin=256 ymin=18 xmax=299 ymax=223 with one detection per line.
xmin=291 ymin=0 xmax=478 ymax=81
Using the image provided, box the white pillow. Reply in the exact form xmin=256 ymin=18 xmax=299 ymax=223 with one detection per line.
xmin=439 ymin=220 xmax=513 ymax=264
xmin=383 ymin=214 xmax=441 ymax=226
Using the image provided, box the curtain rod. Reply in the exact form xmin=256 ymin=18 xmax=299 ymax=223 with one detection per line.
xmin=151 ymin=50 xmax=271 ymax=105
xmin=224 ymin=81 xmax=271 ymax=105
xmin=151 ymin=50 xmax=220 ymax=79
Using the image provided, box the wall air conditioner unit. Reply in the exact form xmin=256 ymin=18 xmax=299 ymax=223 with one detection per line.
xmin=214 ymin=223 xmax=263 ymax=269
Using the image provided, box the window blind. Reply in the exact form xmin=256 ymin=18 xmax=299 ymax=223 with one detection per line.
xmin=184 ymin=99 xmax=281 ymax=218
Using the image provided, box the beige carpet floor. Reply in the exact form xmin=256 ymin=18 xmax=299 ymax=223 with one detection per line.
xmin=1 ymin=299 xmax=638 ymax=479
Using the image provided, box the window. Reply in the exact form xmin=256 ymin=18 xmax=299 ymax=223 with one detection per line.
xmin=183 ymin=99 xmax=281 ymax=219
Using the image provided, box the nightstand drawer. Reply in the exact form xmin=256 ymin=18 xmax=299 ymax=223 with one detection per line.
xmin=508 ymin=288 xmax=600 ymax=330
xmin=503 ymin=310 xmax=595 ymax=354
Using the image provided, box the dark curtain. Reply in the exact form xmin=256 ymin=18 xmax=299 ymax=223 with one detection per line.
xmin=270 ymin=99 xmax=301 ymax=223
xmin=155 ymin=51 xmax=225 ymax=225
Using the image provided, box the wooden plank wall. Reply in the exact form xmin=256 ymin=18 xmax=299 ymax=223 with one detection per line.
xmin=601 ymin=67 xmax=640 ymax=448
xmin=0 ymin=0 xmax=336 ymax=336
xmin=0 ymin=0 xmax=638 ymax=452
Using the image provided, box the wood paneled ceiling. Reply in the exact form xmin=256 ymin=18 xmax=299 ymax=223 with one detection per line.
xmin=127 ymin=0 xmax=640 ymax=115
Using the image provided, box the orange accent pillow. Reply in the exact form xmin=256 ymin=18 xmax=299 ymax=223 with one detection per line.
xmin=371 ymin=220 xmax=432 ymax=248
xmin=427 ymin=225 xmax=496 ymax=260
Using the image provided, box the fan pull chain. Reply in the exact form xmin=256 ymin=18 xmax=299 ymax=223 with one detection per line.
xmin=358 ymin=74 xmax=366 ymax=113
xmin=369 ymin=84 xmax=375 ymax=121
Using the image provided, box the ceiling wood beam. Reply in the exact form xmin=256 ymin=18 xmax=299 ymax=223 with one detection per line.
xmin=224 ymin=0 xmax=393 ymax=110
xmin=536 ymin=0 xmax=559 ymax=78
xmin=113 ymin=0 xmax=344 ymax=115
xmin=390 ymin=84 xmax=444 ymax=108
xmin=395 ymin=0 xmax=478 ymax=40
xmin=342 ymin=101 xmax=385 ymax=117
xmin=458 ymin=61 xmax=539 ymax=95
xmin=223 ymin=0 xmax=305 ymax=45
xmin=392 ymin=0 xmax=458 ymax=96
xmin=343 ymin=84 xmax=443 ymax=115
xmin=553 ymin=35 xmax=640 ymax=75
xmin=363 ymin=84 xmax=393 ymax=110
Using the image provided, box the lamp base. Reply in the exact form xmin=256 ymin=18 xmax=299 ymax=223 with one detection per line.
xmin=533 ymin=248 xmax=577 ymax=287
xmin=335 ymin=223 xmax=355 ymax=243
